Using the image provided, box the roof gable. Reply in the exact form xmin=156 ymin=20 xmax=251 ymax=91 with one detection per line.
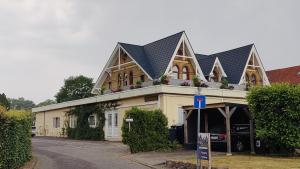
xmin=211 ymin=44 xmax=253 ymax=84
xmin=119 ymin=43 xmax=155 ymax=78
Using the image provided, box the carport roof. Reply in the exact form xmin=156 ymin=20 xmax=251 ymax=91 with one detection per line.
xmin=182 ymin=102 xmax=248 ymax=110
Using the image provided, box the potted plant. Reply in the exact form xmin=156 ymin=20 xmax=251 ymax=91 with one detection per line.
xmin=100 ymin=86 xmax=106 ymax=95
xmin=135 ymin=80 xmax=142 ymax=88
xmin=160 ymin=75 xmax=169 ymax=85
xmin=130 ymin=85 xmax=135 ymax=89
xmin=220 ymin=77 xmax=234 ymax=89
xmin=192 ymin=76 xmax=201 ymax=87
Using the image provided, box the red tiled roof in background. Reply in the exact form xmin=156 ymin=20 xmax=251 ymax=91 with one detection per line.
xmin=266 ymin=65 xmax=300 ymax=84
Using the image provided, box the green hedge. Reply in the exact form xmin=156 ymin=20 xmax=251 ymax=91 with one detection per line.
xmin=0 ymin=108 xmax=32 ymax=169
xmin=122 ymin=107 xmax=170 ymax=153
xmin=247 ymin=83 xmax=300 ymax=154
xmin=66 ymin=104 xmax=105 ymax=140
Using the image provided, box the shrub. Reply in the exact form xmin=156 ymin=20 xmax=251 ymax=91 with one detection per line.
xmin=122 ymin=108 xmax=170 ymax=153
xmin=160 ymin=75 xmax=169 ymax=85
xmin=0 ymin=109 xmax=32 ymax=169
xmin=192 ymin=76 xmax=200 ymax=87
xmin=247 ymin=83 xmax=300 ymax=154
xmin=220 ymin=77 xmax=234 ymax=89
xmin=135 ymin=80 xmax=142 ymax=88
xmin=66 ymin=104 xmax=105 ymax=140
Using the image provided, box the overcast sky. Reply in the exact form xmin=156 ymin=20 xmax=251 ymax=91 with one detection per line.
xmin=0 ymin=0 xmax=299 ymax=103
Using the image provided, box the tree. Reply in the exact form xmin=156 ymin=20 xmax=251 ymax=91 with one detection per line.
xmin=0 ymin=93 xmax=10 ymax=110
xmin=8 ymin=97 xmax=35 ymax=110
xmin=247 ymin=83 xmax=300 ymax=154
xmin=55 ymin=75 xmax=95 ymax=103
xmin=36 ymin=99 xmax=56 ymax=107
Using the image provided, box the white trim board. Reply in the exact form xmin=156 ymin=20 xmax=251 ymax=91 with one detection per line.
xmin=209 ymin=57 xmax=227 ymax=78
xmin=163 ymin=32 xmax=207 ymax=81
xmin=238 ymin=45 xmax=270 ymax=85
xmin=92 ymin=44 xmax=153 ymax=94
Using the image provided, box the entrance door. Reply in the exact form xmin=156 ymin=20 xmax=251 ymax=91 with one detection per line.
xmin=106 ymin=110 xmax=119 ymax=139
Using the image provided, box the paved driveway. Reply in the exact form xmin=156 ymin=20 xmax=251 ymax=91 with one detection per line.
xmin=32 ymin=137 xmax=150 ymax=169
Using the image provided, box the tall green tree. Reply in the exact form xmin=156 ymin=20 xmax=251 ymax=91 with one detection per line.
xmin=0 ymin=93 xmax=10 ymax=110
xmin=36 ymin=99 xmax=56 ymax=107
xmin=9 ymin=97 xmax=35 ymax=110
xmin=55 ymin=75 xmax=95 ymax=103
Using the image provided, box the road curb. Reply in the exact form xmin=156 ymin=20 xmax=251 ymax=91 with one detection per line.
xmin=129 ymin=158 xmax=162 ymax=169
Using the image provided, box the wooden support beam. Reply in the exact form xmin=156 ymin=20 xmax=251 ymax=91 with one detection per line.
xmin=229 ymin=107 xmax=237 ymax=118
xmin=217 ymin=108 xmax=226 ymax=118
xmin=225 ymin=106 xmax=232 ymax=156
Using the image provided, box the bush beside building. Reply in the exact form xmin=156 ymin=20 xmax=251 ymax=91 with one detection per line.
xmin=122 ymin=107 xmax=170 ymax=153
xmin=0 ymin=107 xmax=32 ymax=169
xmin=247 ymin=83 xmax=300 ymax=154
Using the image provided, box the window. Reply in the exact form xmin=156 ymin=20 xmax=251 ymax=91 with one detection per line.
xmin=118 ymin=73 xmax=122 ymax=88
xmin=182 ymin=66 xmax=189 ymax=80
xmin=123 ymin=73 xmax=128 ymax=86
xmin=108 ymin=114 xmax=112 ymax=127
xmin=177 ymin=107 xmax=184 ymax=125
xmin=251 ymin=74 xmax=257 ymax=85
xmin=53 ymin=117 xmax=60 ymax=128
xmin=114 ymin=114 xmax=118 ymax=127
xmin=108 ymin=82 xmax=112 ymax=90
xmin=88 ymin=115 xmax=96 ymax=127
xmin=140 ymin=75 xmax=145 ymax=82
xmin=245 ymin=74 xmax=250 ymax=84
xmin=69 ymin=115 xmax=77 ymax=128
xmin=129 ymin=71 xmax=134 ymax=85
xmin=171 ymin=65 xmax=179 ymax=79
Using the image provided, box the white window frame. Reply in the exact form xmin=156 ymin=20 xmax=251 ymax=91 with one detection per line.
xmin=88 ymin=114 xmax=97 ymax=128
xmin=177 ymin=106 xmax=184 ymax=126
xmin=53 ymin=117 xmax=60 ymax=128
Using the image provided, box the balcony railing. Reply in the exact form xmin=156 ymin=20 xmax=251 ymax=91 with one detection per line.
xmin=102 ymin=79 xmax=247 ymax=94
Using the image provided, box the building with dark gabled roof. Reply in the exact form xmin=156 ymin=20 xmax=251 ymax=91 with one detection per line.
xmin=33 ymin=31 xmax=271 ymax=154
xmin=266 ymin=65 xmax=300 ymax=84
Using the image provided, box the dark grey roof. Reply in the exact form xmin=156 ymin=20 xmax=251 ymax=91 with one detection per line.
xmin=120 ymin=31 xmax=184 ymax=79
xmin=119 ymin=43 xmax=155 ymax=78
xmin=213 ymin=44 xmax=253 ymax=84
xmin=195 ymin=44 xmax=253 ymax=83
xmin=195 ymin=54 xmax=216 ymax=76
xmin=119 ymin=31 xmax=253 ymax=84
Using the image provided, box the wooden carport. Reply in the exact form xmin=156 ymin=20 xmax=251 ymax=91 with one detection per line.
xmin=183 ymin=102 xmax=255 ymax=155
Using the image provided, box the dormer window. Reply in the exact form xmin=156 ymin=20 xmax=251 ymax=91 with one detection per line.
xmin=182 ymin=66 xmax=189 ymax=80
xmin=171 ymin=65 xmax=179 ymax=79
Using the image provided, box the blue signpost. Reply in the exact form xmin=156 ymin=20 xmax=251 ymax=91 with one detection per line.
xmin=194 ymin=95 xmax=206 ymax=169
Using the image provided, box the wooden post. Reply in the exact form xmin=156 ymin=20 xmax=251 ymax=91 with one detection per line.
xmin=225 ymin=106 xmax=232 ymax=156
xmin=184 ymin=110 xmax=193 ymax=144
xmin=249 ymin=118 xmax=255 ymax=154
xmin=184 ymin=111 xmax=188 ymax=144
xmin=205 ymin=112 xmax=208 ymax=133
xmin=244 ymin=108 xmax=255 ymax=154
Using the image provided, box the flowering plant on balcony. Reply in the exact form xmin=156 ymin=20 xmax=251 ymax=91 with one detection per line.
xmin=192 ymin=76 xmax=208 ymax=87
xmin=135 ymin=80 xmax=142 ymax=88
xmin=180 ymin=81 xmax=190 ymax=86
xmin=160 ymin=75 xmax=169 ymax=85
xmin=112 ymin=88 xmax=123 ymax=93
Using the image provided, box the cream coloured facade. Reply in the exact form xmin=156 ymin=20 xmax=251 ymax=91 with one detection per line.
xmin=32 ymin=31 xmax=269 ymax=144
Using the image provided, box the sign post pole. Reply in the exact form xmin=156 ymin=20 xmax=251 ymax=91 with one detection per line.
xmin=194 ymin=95 xmax=206 ymax=169
xmin=197 ymin=100 xmax=201 ymax=169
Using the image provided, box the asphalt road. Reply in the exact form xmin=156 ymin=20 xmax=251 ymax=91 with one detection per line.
xmin=32 ymin=137 xmax=150 ymax=169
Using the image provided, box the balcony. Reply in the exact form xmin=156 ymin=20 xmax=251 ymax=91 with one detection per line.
xmin=102 ymin=78 xmax=247 ymax=95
